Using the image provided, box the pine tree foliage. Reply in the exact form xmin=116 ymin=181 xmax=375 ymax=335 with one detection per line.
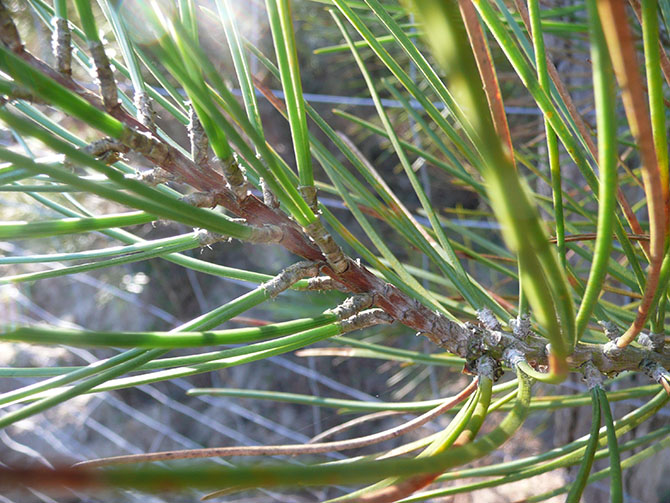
xmin=0 ymin=0 xmax=669 ymax=501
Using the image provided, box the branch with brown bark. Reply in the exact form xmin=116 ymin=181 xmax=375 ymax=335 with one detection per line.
xmin=0 ymin=2 xmax=667 ymax=384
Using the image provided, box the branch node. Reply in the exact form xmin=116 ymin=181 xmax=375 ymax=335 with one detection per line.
xmin=181 ymin=192 xmax=217 ymax=208
xmin=246 ymin=224 xmax=285 ymax=244
xmin=477 ymin=307 xmax=501 ymax=331
xmin=305 ymin=219 xmax=348 ymax=274
xmin=598 ymin=320 xmax=621 ymax=340
xmin=217 ymin=155 xmax=249 ymax=200
xmin=475 ymin=355 xmax=501 ymax=381
xmin=299 ymin=185 xmax=319 ymax=213
xmin=196 ymin=229 xmax=230 ymax=247
xmin=121 ymin=129 xmax=170 ymax=165
xmin=138 ymin=167 xmax=178 ymax=186
xmin=196 ymin=224 xmax=284 ymax=247
xmin=603 ymin=340 xmax=624 ymax=359
xmin=639 ymin=359 xmax=670 ymax=388
xmin=502 ymin=347 xmax=525 ymax=369
xmin=135 ymin=91 xmax=156 ymax=130
xmin=260 ymin=177 xmax=280 ymax=209
xmin=484 ymin=329 xmax=503 ymax=348
xmin=303 ymin=276 xmax=349 ymax=292
xmin=188 ymin=104 xmax=209 ymax=167
xmin=88 ymin=40 xmax=119 ymax=112
xmin=428 ymin=316 xmax=472 ymax=356
xmin=638 ymin=332 xmax=665 ymax=352
xmin=327 ymin=293 xmax=374 ymax=320
xmin=262 ymin=260 xmax=321 ymax=299
xmin=51 ymin=17 xmax=72 ymax=76
xmin=84 ymin=138 xmax=128 ymax=164
xmin=509 ymin=313 xmax=532 ymax=339
xmin=339 ymin=308 xmax=393 ymax=333
xmin=580 ymin=360 xmax=604 ymax=389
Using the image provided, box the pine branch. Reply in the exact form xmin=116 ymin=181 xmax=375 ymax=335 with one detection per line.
xmin=0 ymin=1 xmax=667 ymax=382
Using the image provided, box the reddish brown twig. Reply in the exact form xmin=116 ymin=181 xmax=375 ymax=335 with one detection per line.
xmin=549 ymin=233 xmax=649 ymax=243
xmin=74 ymin=380 xmax=477 ymax=468
xmin=597 ymin=0 xmax=666 ymax=348
xmin=308 ymin=410 xmax=404 ymax=444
